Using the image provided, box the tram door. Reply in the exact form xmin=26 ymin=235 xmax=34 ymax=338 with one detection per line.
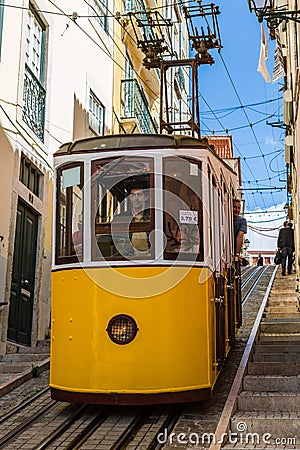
xmin=209 ymin=172 xmax=226 ymax=370
xmin=8 ymin=201 xmax=38 ymax=346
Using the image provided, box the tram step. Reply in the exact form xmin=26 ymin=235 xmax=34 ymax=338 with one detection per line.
xmin=248 ymin=361 xmax=300 ymax=375
xmin=252 ymin=352 xmax=300 ymax=362
xmin=260 ymin=320 xmax=300 ymax=333
xmin=243 ymin=375 xmax=300 ymax=392
xmin=258 ymin=333 xmax=300 ymax=342
xmin=237 ymin=391 xmax=300 ymax=412
xmin=230 ymin=411 xmax=300 ymax=439
xmin=254 ymin=343 xmax=300 ymax=353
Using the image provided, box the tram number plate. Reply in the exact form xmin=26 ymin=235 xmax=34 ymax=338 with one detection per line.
xmin=179 ymin=210 xmax=198 ymax=224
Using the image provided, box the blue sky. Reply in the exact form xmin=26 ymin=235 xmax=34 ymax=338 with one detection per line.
xmin=197 ymin=0 xmax=286 ymax=213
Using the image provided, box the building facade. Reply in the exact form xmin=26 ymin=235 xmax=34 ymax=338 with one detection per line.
xmin=112 ymin=0 xmax=190 ymax=135
xmin=274 ymin=0 xmax=300 ymax=289
xmin=0 ymin=0 xmax=191 ymax=355
xmin=0 ymin=0 xmax=114 ymax=355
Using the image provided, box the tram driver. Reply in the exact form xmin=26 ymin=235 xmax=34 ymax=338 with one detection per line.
xmin=112 ymin=183 xmax=151 ymax=257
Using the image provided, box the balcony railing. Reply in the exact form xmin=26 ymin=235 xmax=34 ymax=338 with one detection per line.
xmin=23 ymin=64 xmax=46 ymax=142
xmin=124 ymin=0 xmax=145 ymax=13
xmin=121 ymin=78 xmax=158 ymax=134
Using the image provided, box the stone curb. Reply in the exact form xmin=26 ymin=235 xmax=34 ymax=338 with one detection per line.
xmin=0 ymin=357 xmax=50 ymax=398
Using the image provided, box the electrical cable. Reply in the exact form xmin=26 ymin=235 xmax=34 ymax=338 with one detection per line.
xmin=218 ymin=51 xmax=277 ymax=207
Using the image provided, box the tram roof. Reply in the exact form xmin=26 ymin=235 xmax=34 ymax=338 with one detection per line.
xmin=55 ymin=134 xmax=240 ymax=180
xmin=55 ymin=134 xmax=211 ymax=155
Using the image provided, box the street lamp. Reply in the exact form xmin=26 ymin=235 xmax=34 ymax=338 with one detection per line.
xmin=247 ymin=0 xmax=300 ymax=38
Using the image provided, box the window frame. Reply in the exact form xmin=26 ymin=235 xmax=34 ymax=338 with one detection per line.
xmin=25 ymin=3 xmax=46 ymax=84
xmin=89 ymin=90 xmax=105 ymax=136
xmin=91 ymin=156 xmax=155 ymax=261
xmin=163 ymin=156 xmax=204 ymax=262
xmin=19 ymin=154 xmax=41 ymax=197
xmin=55 ymin=162 xmax=84 ymax=265
xmin=89 ymin=0 xmax=109 ymax=34
xmin=0 ymin=1 xmax=4 ymax=60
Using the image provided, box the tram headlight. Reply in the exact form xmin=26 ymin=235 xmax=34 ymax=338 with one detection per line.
xmin=106 ymin=314 xmax=138 ymax=345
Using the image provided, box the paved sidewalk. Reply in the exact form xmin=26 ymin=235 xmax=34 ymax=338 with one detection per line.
xmin=0 ymin=340 xmax=50 ymax=398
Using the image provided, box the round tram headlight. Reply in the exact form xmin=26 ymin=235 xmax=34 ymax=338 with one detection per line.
xmin=106 ymin=314 xmax=138 ymax=345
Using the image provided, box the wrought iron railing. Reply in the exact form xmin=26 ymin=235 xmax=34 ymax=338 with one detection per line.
xmin=23 ymin=64 xmax=46 ymax=142
xmin=124 ymin=0 xmax=145 ymax=13
xmin=121 ymin=79 xmax=158 ymax=134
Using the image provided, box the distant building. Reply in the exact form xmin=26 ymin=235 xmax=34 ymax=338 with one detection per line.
xmin=205 ymin=135 xmax=234 ymax=158
xmin=247 ymin=250 xmax=276 ymax=265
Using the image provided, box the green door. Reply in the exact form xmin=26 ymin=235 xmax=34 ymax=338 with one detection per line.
xmin=8 ymin=201 xmax=38 ymax=346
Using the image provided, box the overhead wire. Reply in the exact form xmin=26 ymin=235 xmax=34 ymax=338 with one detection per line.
xmin=200 ymin=94 xmax=261 ymax=208
xmin=218 ymin=50 xmax=277 ymax=207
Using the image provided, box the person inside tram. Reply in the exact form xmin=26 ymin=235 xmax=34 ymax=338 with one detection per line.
xmin=165 ymin=197 xmax=182 ymax=253
xmin=72 ymin=217 xmax=83 ymax=256
xmin=112 ymin=183 xmax=150 ymax=255
xmin=164 ymin=187 xmax=200 ymax=255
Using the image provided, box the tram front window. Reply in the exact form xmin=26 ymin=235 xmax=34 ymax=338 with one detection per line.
xmin=163 ymin=157 xmax=204 ymax=261
xmin=92 ymin=157 xmax=154 ymax=260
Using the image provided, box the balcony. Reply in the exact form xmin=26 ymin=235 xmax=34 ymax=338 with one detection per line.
xmin=23 ymin=64 xmax=46 ymax=142
xmin=121 ymin=78 xmax=158 ymax=134
xmin=124 ymin=0 xmax=145 ymax=13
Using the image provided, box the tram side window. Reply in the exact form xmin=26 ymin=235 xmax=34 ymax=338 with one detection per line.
xmin=163 ymin=156 xmax=204 ymax=261
xmin=91 ymin=157 xmax=154 ymax=260
xmin=56 ymin=164 xmax=83 ymax=263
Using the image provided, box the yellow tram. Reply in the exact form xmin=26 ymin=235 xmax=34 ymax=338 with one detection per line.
xmin=50 ymin=134 xmax=241 ymax=404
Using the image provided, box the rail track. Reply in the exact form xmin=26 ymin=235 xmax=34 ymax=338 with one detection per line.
xmin=0 ymin=266 xmax=277 ymax=449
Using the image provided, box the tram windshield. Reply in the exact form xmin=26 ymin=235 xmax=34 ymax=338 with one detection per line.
xmin=92 ymin=157 xmax=154 ymax=260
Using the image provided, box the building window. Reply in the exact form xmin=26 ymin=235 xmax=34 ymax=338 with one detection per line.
xmin=124 ymin=0 xmax=145 ymax=13
xmin=90 ymin=0 xmax=108 ymax=33
xmin=0 ymin=2 xmax=4 ymax=60
xmin=121 ymin=79 xmax=158 ymax=134
xmin=89 ymin=90 xmax=105 ymax=136
xmin=19 ymin=155 xmax=41 ymax=197
xmin=22 ymin=4 xmax=46 ymax=142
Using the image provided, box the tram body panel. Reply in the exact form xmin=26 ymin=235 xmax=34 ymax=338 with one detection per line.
xmin=50 ymin=266 xmax=217 ymax=394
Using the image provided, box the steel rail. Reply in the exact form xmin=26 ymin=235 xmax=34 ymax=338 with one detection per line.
xmin=242 ymin=265 xmax=270 ymax=307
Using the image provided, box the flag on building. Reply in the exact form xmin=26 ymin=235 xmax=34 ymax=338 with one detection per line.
xmin=257 ymin=24 xmax=271 ymax=83
xmin=272 ymin=28 xmax=285 ymax=82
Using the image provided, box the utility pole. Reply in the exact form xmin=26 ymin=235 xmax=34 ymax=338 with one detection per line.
xmin=126 ymin=1 xmax=222 ymax=138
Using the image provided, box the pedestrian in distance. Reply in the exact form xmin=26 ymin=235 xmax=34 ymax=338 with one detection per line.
xmin=233 ymin=198 xmax=247 ymax=263
xmin=257 ymin=254 xmax=263 ymax=266
xmin=277 ymin=221 xmax=295 ymax=276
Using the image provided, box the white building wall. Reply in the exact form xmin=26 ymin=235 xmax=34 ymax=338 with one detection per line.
xmin=0 ymin=0 xmax=115 ymax=354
